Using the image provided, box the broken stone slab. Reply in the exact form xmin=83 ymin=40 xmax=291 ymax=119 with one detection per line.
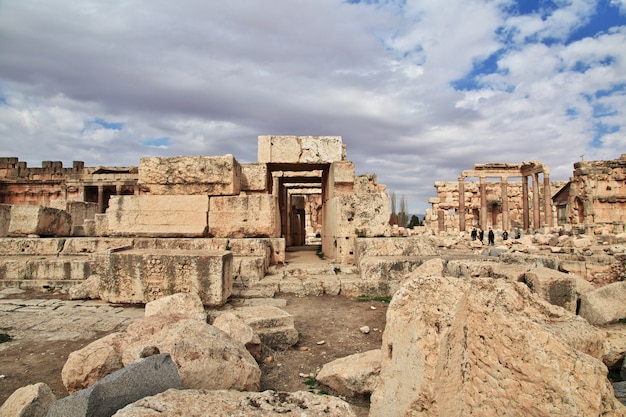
xmin=370 ymin=276 xmax=625 ymax=416
xmin=208 ymin=195 xmax=280 ymax=238
xmin=229 ymin=305 xmax=298 ymax=350
xmin=212 ymin=312 xmax=262 ymax=361
xmin=112 ymin=389 xmax=357 ymax=417
xmin=579 ymin=281 xmax=626 ymax=325
xmin=101 ymin=249 xmax=232 ymax=307
xmin=138 ymin=155 xmax=241 ymax=196
xmin=0 ymin=382 xmax=56 ymax=417
xmin=601 ymin=324 xmax=626 ymax=369
xmin=49 ymin=353 xmax=181 ymax=417
xmin=105 ymin=195 xmax=209 ymax=237
xmin=316 ymin=349 xmax=382 ymax=397
xmin=522 ymin=266 xmax=595 ymax=313
xmin=0 ymin=237 xmax=65 ymax=255
xmin=144 ymin=292 xmax=207 ymax=322
xmin=3 ymin=205 xmax=71 ymax=237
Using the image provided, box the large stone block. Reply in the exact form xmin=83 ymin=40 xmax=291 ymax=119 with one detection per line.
xmin=5 ymin=205 xmax=71 ymax=237
xmin=105 ymin=195 xmax=209 ymax=237
xmin=327 ymin=161 xmax=355 ymax=198
xmin=138 ymin=155 xmax=241 ymax=196
xmin=209 ymin=195 xmax=280 ymax=238
xmin=102 ymin=249 xmax=232 ymax=306
xmin=240 ymin=163 xmax=268 ymax=192
xmin=579 ymin=281 xmax=626 ymax=325
xmin=258 ymin=135 xmax=344 ymax=163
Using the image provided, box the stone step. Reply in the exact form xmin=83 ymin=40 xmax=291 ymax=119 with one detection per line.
xmin=266 ymin=263 xmax=358 ymax=277
xmin=0 ymin=257 xmax=93 ymax=281
xmin=228 ymin=305 xmax=298 ymax=350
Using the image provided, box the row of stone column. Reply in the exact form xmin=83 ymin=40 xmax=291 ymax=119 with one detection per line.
xmin=458 ymin=173 xmax=553 ymax=232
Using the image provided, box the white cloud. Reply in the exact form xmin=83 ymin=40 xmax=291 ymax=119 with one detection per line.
xmin=0 ymin=0 xmax=624 ymax=214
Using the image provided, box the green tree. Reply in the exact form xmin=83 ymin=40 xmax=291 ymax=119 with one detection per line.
xmin=408 ymin=214 xmax=421 ymax=228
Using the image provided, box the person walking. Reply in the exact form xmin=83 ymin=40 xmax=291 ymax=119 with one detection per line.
xmin=478 ymin=228 xmax=484 ymax=243
xmin=488 ymin=228 xmax=495 ymax=245
xmin=471 ymin=228 xmax=477 ymax=241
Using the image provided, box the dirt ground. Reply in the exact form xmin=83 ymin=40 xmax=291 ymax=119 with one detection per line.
xmin=0 ymin=290 xmax=387 ymax=415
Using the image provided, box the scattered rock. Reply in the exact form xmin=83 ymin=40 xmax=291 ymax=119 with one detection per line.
xmin=317 ymin=349 xmax=381 ymax=397
xmin=316 ymin=340 xmax=325 ymax=345
xmin=0 ymin=382 xmax=56 ymax=417
xmin=579 ymin=281 xmax=626 ymax=325
xmin=359 ymin=326 xmax=370 ymax=334
xmin=370 ymin=276 xmax=625 ymax=416
xmin=144 ymin=292 xmax=207 ymax=321
xmin=112 ymin=389 xmax=357 ymax=417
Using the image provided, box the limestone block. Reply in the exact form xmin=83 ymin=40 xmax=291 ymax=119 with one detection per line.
xmin=0 ymin=257 xmax=91 ymax=282
xmin=579 ymin=281 xmax=626 ymax=325
xmin=113 ymin=389 xmax=356 ymax=417
xmin=105 ymin=195 xmax=209 ymax=237
xmin=212 ymin=312 xmax=262 ymax=360
xmin=317 ymin=349 xmax=382 ymax=397
xmin=50 ymin=354 xmax=181 ymax=417
xmin=370 ymin=277 xmax=624 ymax=416
xmin=6 ymin=205 xmax=71 ymax=237
xmin=62 ymin=332 xmax=127 ymax=393
xmin=138 ymin=155 xmax=241 ymax=196
xmin=327 ymin=161 xmax=355 ymax=198
xmin=0 ymin=382 xmax=56 ymax=417
xmin=241 ymin=163 xmax=268 ymax=192
xmin=230 ymin=305 xmax=298 ymax=350
xmin=600 ymin=324 xmax=626 ymax=369
xmin=523 ymin=267 xmax=595 ymax=313
xmin=257 ymin=135 xmax=344 ymax=163
xmin=209 ymin=195 xmax=280 ymax=238
xmin=61 ymin=238 xmax=134 ymax=254
xmin=122 ymin=317 xmax=260 ymax=391
xmin=103 ymin=249 xmax=232 ymax=306
xmin=355 ymin=237 xmax=439 ymax=262
xmin=144 ymin=292 xmax=207 ymax=321
xmin=0 ymin=237 xmax=65 ymax=255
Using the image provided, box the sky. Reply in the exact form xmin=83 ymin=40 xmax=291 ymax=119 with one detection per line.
xmin=0 ymin=0 xmax=625 ymax=215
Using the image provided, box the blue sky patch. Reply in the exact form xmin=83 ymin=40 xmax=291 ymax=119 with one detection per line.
xmin=450 ymin=49 xmax=507 ymax=91
xmin=141 ymin=137 xmax=170 ymax=147
xmin=591 ymin=122 xmax=619 ymax=148
xmin=568 ymin=0 xmax=626 ymax=43
xmin=93 ymin=118 xmax=125 ymax=130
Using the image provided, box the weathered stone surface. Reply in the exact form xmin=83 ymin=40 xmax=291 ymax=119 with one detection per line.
xmin=579 ymin=281 xmax=626 ymax=325
xmin=0 ymin=382 xmax=56 ymax=417
xmin=240 ymin=163 xmax=268 ymax=192
xmin=355 ymin=237 xmax=439 ymax=261
xmin=229 ymin=305 xmax=298 ymax=350
xmin=50 ymin=354 xmax=181 ymax=417
xmin=122 ymin=316 xmax=260 ymax=391
xmin=615 ymin=381 xmax=626 ymax=407
xmin=258 ymin=135 xmax=344 ymax=164
xmin=3 ymin=205 xmax=71 ymax=237
xmin=209 ymin=195 xmax=280 ymax=238
xmin=144 ymin=292 xmax=206 ymax=321
xmin=212 ymin=312 xmax=262 ymax=360
xmin=138 ymin=155 xmax=241 ymax=196
xmin=316 ymin=349 xmax=381 ymax=397
xmin=522 ymin=266 xmax=594 ymax=313
xmin=105 ymin=195 xmax=209 ymax=237
xmin=112 ymin=389 xmax=357 ymax=417
xmin=62 ymin=332 xmax=126 ymax=393
xmin=602 ymin=324 xmax=626 ymax=369
xmin=68 ymin=275 xmax=101 ymax=300
xmin=370 ymin=276 xmax=625 ymax=417
xmin=102 ymin=249 xmax=232 ymax=306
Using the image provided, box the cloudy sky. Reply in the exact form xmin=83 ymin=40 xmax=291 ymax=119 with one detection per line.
xmin=1 ymin=0 xmax=625 ymax=214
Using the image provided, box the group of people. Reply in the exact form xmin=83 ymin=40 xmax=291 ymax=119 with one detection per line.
xmin=471 ymin=227 xmax=520 ymax=245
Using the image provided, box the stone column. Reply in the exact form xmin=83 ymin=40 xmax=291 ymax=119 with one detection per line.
xmin=501 ymin=177 xmax=509 ymax=232
xmin=97 ymin=184 xmax=104 ymax=214
xmin=458 ymin=177 xmax=465 ymax=232
xmin=543 ymin=173 xmax=553 ymax=228
xmin=532 ymin=172 xmax=540 ymax=230
xmin=522 ymin=176 xmax=529 ymax=231
xmin=479 ymin=176 xmax=487 ymax=231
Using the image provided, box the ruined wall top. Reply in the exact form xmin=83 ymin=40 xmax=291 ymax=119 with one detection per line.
xmin=0 ymin=157 xmax=86 ymax=180
xmin=257 ymin=136 xmax=346 ymax=164
xmin=462 ymin=160 xmax=549 ymax=178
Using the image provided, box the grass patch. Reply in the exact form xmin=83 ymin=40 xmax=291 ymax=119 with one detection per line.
xmin=356 ymin=295 xmax=392 ymax=303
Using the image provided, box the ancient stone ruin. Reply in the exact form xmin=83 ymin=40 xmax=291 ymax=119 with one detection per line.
xmin=1 ymin=138 xmax=625 ymax=416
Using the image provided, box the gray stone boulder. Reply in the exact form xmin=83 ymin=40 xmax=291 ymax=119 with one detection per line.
xmin=579 ymin=281 xmax=626 ymax=325
xmin=48 ymin=354 xmax=181 ymax=417
xmin=112 ymin=389 xmax=356 ymax=417
xmin=370 ymin=276 xmax=625 ymax=417
xmin=316 ymin=349 xmax=381 ymax=397
xmin=0 ymin=382 xmax=56 ymax=417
